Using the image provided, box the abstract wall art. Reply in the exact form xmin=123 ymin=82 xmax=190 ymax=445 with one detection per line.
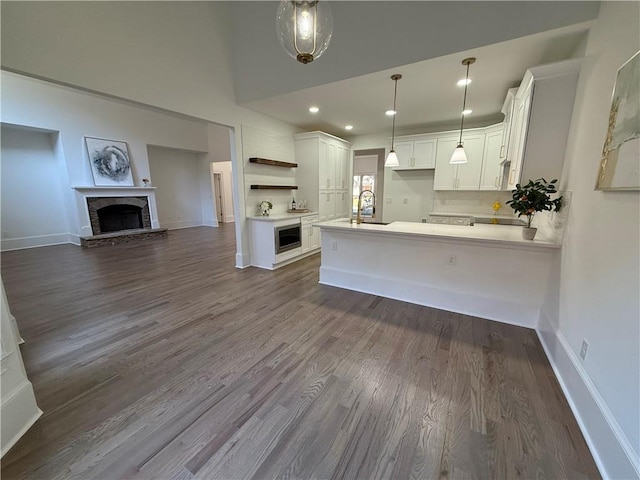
xmin=596 ymin=50 xmax=640 ymax=191
xmin=85 ymin=137 xmax=134 ymax=187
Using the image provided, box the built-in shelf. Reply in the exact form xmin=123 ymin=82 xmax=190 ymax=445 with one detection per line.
xmin=249 ymin=157 xmax=298 ymax=168
xmin=251 ymin=185 xmax=299 ymax=190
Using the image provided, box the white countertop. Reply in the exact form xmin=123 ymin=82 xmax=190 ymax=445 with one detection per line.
xmin=429 ymin=211 xmax=519 ymax=220
xmin=316 ymin=218 xmax=560 ymax=249
xmin=249 ymin=212 xmax=318 ymax=222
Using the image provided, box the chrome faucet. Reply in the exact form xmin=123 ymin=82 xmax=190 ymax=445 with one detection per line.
xmin=353 ymin=190 xmax=376 ymax=224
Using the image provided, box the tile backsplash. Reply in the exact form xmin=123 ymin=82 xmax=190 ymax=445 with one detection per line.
xmin=432 ymin=191 xmax=516 ymax=217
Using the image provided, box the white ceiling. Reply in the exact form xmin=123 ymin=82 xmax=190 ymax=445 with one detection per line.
xmin=243 ymin=22 xmax=590 ymax=138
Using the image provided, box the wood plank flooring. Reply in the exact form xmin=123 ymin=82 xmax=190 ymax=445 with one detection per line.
xmin=1 ymin=226 xmax=600 ymax=479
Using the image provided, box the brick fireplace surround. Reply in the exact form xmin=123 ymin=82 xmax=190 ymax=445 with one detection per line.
xmin=87 ymin=196 xmax=152 ymax=235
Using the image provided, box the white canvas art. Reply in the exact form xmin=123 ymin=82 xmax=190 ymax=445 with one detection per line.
xmin=85 ymin=137 xmax=134 ymax=186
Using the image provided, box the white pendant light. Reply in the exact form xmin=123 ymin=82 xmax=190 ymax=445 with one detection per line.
xmin=276 ymin=1 xmax=333 ymax=64
xmin=450 ymin=57 xmax=476 ymax=165
xmin=385 ymin=74 xmax=402 ymax=168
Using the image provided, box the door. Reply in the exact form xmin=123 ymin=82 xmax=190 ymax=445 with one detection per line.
xmin=212 ymin=172 xmax=224 ymax=223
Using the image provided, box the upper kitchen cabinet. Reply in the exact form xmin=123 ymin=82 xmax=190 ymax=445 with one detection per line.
xmin=295 ymin=131 xmax=352 ymax=222
xmin=434 ymin=131 xmax=486 ymax=190
xmin=500 ymin=88 xmax=518 ymax=163
xmin=392 ymin=135 xmax=437 ymax=170
xmin=506 ymin=59 xmax=582 ymax=189
xmin=479 ymin=124 xmax=505 ymax=190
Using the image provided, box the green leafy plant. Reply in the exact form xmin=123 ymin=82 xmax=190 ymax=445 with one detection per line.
xmin=506 ymin=178 xmax=563 ymax=228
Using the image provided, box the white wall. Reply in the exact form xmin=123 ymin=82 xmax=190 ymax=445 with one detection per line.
xmin=1 ymin=127 xmax=72 ymax=250
xmin=147 ymin=146 xmax=210 ymax=230
xmin=537 ymin=2 xmax=640 ymax=478
xmin=212 ymin=161 xmax=235 ymax=223
xmin=0 ymin=2 xmax=302 ymax=267
xmin=0 ymin=73 xmax=221 ymax=243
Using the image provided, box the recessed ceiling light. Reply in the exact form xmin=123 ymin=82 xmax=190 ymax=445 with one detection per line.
xmin=462 ymin=109 xmax=473 ymax=115
xmin=385 ymin=110 xmax=396 ymax=116
xmin=345 ymin=125 xmax=353 ymax=130
xmin=457 ymin=78 xmax=472 ymax=87
xmin=309 ymin=106 xmax=319 ymax=113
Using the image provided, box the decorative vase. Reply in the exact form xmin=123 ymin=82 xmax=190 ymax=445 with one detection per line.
xmin=261 ymin=210 xmax=270 ymax=216
xmin=522 ymin=226 xmax=537 ymax=240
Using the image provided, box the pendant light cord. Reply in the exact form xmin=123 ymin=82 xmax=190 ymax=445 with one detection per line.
xmin=458 ymin=61 xmax=471 ymax=145
xmin=391 ymin=76 xmax=399 ymax=150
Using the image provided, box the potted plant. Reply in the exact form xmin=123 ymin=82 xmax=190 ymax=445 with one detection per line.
xmin=258 ymin=200 xmax=273 ymax=216
xmin=506 ymin=178 xmax=563 ymax=240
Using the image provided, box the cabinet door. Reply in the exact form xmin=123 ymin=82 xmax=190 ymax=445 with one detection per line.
xmin=319 ymin=140 xmax=329 ymax=188
xmin=326 ymin=142 xmax=337 ymax=189
xmin=434 ymin=137 xmax=459 ymax=190
xmin=507 ymin=85 xmax=533 ymax=189
xmin=319 ymin=190 xmax=335 ymax=221
xmin=335 ymin=144 xmax=350 ymax=189
xmin=413 ymin=139 xmax=437 ymax=168
xmin=394 ymin=142 xmax=414 ymax=168
xmin=301 ymin=224 xmax=311 ymax=253
xmin=310 ymin=226 xmax=320 ymax=250
xmin=456 ymin=134 xmax=485 ymax=190
xmin=480 ymin=129 xmax=504 ymax=190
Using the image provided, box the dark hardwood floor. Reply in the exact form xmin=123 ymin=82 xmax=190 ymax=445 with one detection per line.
xmin=1 ymin=226 xmax=599 ymax=479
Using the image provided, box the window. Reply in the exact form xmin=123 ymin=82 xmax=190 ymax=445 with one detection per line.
xmin=352 ymin=174 xmax=375 ymax=215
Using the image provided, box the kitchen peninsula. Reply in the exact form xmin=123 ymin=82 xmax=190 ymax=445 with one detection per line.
xmin=316 ymin=219 xmax=561 ymax=328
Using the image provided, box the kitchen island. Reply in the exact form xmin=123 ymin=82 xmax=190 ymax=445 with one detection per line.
xmin=316 ymin=219 xmax=561 ymax=327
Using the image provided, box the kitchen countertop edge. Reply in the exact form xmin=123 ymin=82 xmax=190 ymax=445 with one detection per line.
xmin=316 ymin=219 xmax=561 ymax=250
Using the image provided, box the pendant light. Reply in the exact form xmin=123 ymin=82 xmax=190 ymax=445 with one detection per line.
xmin=385 ymin=74 xmax=402 ymax=167
xmin=276 ymin=1 xmax=333 ymax=64
xmin=450 ymin=57 xmax=476 ymax=164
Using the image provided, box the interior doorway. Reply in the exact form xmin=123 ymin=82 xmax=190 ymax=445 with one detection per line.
xmin=212 ymin=172 xmax=224 ymax=224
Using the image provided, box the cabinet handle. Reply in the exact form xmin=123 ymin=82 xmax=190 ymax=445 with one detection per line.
xmin=499 ymin=145 xmax=505 ymax=158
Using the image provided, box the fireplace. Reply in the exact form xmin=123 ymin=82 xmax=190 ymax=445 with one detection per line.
xmin=87 ymin=196 xmax=152 ymax=235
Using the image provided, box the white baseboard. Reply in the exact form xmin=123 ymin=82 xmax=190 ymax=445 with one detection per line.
xmin=0 ymin=233 xmax=76 ymax=251
xmin=164 ymin=220 xmax=204 ymax=230
xmin=224 ymin=215 xmax=235 ymax=223
xmin=68 ymin=234 xmax=81 ymax=246
xmin=235 ymin=252 xmax=250 ymax=269
xmin=537 ymin=310 xmax=639 ymax=480
xmin=319 ymin=266 xmax=539 ymax=328
xmin=0 ymin=380 xmax=42 ymax=458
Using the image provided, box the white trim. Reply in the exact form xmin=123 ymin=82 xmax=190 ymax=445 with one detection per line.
xmin=163 ymin=220 xmax=205 ymax=230
xmin=235 ymin=252 xmax=250 ymax=269
xmin=537 ymin=310 xmax=640 ymax=480
xmin=0 ymin=233 xmax=75 ymax=251
xmin=320 ymin=266 xmax=539 ymax=328
xmin=0 ymin=380 xmax=43 ymax=458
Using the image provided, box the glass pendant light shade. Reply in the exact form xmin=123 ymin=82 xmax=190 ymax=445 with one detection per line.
xmin=450 ymin=57 xmax=475 ymax=165
xmin=276 ymin=1 xmax=333 ymax=64
xmin=385 ymin=150 xmax=399 ymax=167
xmin=450 ymin=144 xmax=468 ymax=164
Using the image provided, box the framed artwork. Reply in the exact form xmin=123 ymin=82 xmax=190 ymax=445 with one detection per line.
xmin=85 ymin=137 xmax=134 ymax=187
xmin=596 ymin=50 xmax=640 ymax=191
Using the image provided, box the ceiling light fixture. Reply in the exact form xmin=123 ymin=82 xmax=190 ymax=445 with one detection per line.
xmin=309 ymin=106 xmax=319 ymax=113
xmin=462 ymin=109 xmax=473 ymax=115
xmin=385 ymin=110 xmax=396 ymax=116
xmin=384 ymin=74 xmax=402 ymax=167
xmin=276 ymin=1 xmax=333 ymax=65
xmin=345 ymin=125 xmax=353 ymax=131
xmin=457 ymin=78 xmax=472 ymax=87
xmin=450 ymin=57 xmax=476 ymax=165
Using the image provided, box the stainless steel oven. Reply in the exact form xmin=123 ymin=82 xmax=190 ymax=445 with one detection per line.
xmin=275 ymin=223 xmax=301 ymax=254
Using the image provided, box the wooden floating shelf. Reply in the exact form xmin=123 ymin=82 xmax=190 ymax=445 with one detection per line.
xmin=249 ymin=157 xmax=298 ymax=168
xmin=250 ymin=185 xmax=299 ymax=190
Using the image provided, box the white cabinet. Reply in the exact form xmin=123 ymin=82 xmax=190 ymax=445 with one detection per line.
xmin=479 ymin=125 xmax=504 ymax=190
xmin=295 ymin=131 xmax=352 ymax=222
xmin=500 ymin=88 xmax=518 ymax=162
xmin=301 ymin=214 xmax=320 ymax=253
xmin=392 ymin=137 xmax=437 ymax=169
xmin=506 ymin=59 xmax=581 ymax=189
xmin=434 ymin=134 xmax=485 ymax=190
